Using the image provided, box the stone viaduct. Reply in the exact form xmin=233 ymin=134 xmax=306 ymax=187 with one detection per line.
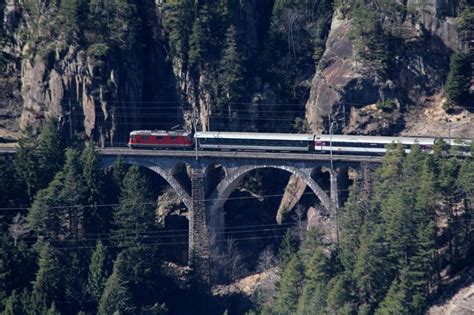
xmin=98 ymin=149 xmax=383 ymax=285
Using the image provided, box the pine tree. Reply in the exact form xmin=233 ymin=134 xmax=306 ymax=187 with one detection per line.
xmin=98 ymin=255 xmax=134 ymax=315
xmin=15 ymin=127 xmax=40 ymax=199
xmin=36 ymin=119 xmax=65 ymax=187
xmin=112 ymin=165 xmax=156 ymax=246
xmin=98 ymin=245 xmax=164 ymax=314
xmin=59 ymin=149 xmax=86 ymax=239
xmin=81 ymin=142 xmax=105 ymax=233
xmin=296 ymin=247 xmax=331 ymax=314
xmin=87 ymin=241 xmax=109 ymax=304
xmin=113 ymin=155 xmax=126 ymax=189
xmin=218 ymin=25 xmax=246 ymax=109
xmin=326 ymin=273 xmax=354 ymax=314
xmin=298 ymin=228 xmax=323 ymax=263
xmin=272 ymin=255 xmax=304 ymax=314
xmin=407 ymin=220 xmax=436 ymax=312
xmin=458 ymin=144 xmax=474 ymax=199
xmin=188 ymin=5 xmax=212 ymax=72
xmin=57 ymin=0 xmax=86 ymax=42
xmin=353 ymin=224 xmax=391 ymax=310
xmin=445 ymin=52 xmax=471 ymax=106
xmin=375 ymin=143 xmax=405 ymax=205
xmin=28 ymin=179 xmax=64 ymax=239
xmin=375 ymin=271 xmax=411 ymax=315
xmin=339 ymin=180 xmax=372 ymax=271
xmin=30 ymin=243 xmax=64 ymax=314
xmin=15 ymin=120 xmax=65 ymax=200
xmin=2 ymin=290 xmax=24 ymax=315
xmin=109 ymin=0 xmax=140 ymax=50
xmin=305 ymin=247 xmax=331 ymax=285
xmin=0 ymin=156 xmax=23 ymax=212
xmin=162 ymin=0 xmax=194 ymax=64
xmin=0 ymin=234 xmax=35 ymax=306
xmin=278 ymin=230 xmax=296 ymax=267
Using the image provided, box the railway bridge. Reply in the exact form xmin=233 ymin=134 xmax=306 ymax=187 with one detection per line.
xmin=97 ymin=148 xmax=383 ymax=284
xmin=0 ymin=146 xmax=383 ymax=285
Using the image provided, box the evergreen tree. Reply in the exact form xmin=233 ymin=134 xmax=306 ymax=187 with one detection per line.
xmin=298 ymin=228 xmax=323 ymax=263
xmin=353 ymin=224 xmax=391 ymax=310
xmin=98 ymin=245 xmax=165 ymax=314
xmin=81 ymin=142 xmax=105 ymax=233
xmin=28 ymin=148 xmax=86 ymax=240
xmin=59 ymin=149 xmax=86 ymax=239
xmin=28 ymin=174 xmax=65 ymax=239
xmin=305 ymin=247 xmax=332 ymax=285
xmin=278 ymin=230 xmax=296 ymax=267
xmin=15 ymin=127 xmax=40 ymax=199
xmin=85 ymin=0 xmax=110 ymax=43
xmin=57 ymin=0 xmax=86 ymax=42
xmin=2 ymin=290 xmax=24 ymax=315
xmin=98 ymin=258 xmax=134 ymax=315
xmin=458 ymin=144 xmax=474 ymax=199
xmin=112 ymin=165 xmax=156 ymax=246
xmin=0 ymin=234 xmax=35 ymax=309
xmin=30 ymin=243 xmax=64 ymax=314
xmin=87 ymin=241 xmax=109 ymax=304
xmin=15 ymin=120 xmax=65 ymax=200
xmin=218 ymin=25 xmax=246 ymax=109
xmin=188 ymin=6 xmax=212 ymax=72
xmin=36 ymin=119 xmax=65 ymax=188
xmin=375 ymin=271 xmax=411 ymax=315
xmin=296 ymin=247 xmax=331 ymax=314
xmin=272 ymin=255 xmax=304 ymax=314
xmin=445 ymin=52 xmax=471 ymax=106
xmin=113 ymin=155 xmax=126 ymax=189
xmin=339 ymin=180 xmax=372 ymax=271
xmin=326 ymin=273 xmax=355 ymax=314
xmin=0 ymin=156 xmax=23 ymax=212
xmin=108 ymin=0 xmax=140 ymax=50
xmin=62 ymin=251 xmax=90 ymax=314
xmin=163 ymin=0 xmax=194 ymax=65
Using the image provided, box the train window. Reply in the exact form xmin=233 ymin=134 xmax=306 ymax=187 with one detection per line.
xmin=142 ymin=135 xmax=148 ymax=141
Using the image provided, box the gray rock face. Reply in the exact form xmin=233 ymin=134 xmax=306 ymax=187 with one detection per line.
xmin=305 ymin=1 xmax=466 ymax=136
xmin=305 ymin=11 xmax=381 ymax=134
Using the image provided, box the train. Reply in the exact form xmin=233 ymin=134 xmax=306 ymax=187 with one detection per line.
xmin=128 ymin=130 xmax=472 ymax=155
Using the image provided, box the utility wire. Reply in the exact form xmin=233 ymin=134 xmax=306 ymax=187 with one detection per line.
xmin=0 ymin=189 xmax=354 ymax=211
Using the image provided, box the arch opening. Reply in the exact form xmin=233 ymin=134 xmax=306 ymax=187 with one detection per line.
xmin=310 ymin=166 xmax=331 ymax=195
xmin=103 ymin=161 xmax=190 ymax=266
xmin=204 ymin=163 xmax=226 ymax=197
xmin=210 ymin=166 xmax=329 ymax=284
xmin=170 ymin=162 xmax=192 ymax=195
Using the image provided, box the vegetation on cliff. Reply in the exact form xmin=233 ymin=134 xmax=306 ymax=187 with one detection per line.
xmin=250 ymin=142 xmax=474 ymax=314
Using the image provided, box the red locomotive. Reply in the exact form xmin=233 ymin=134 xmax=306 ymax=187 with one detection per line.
xmin=128 ymin=130 xmax=193 ymax=149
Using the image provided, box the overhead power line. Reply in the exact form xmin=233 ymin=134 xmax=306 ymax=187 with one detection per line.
xmin=0 ymin=189 xmax=354 ymax=211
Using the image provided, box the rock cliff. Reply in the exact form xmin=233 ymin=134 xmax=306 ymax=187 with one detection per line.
xmin=305 ymin=0 xmax=472 ymax=137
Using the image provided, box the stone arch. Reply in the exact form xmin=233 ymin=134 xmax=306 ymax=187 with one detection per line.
xmin=101 ymin=156 xmax=193 ymax=210
xmin=209 ymin=164 xmax=334 ymax=217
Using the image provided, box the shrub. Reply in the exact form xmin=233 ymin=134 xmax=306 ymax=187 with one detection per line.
xmin=376 ymin=99 xmax=397 ymax=112
xmin=87 ymin=43 xmax=110 ymax=59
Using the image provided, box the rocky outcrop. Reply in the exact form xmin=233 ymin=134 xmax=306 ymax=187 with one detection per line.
xmin=305 ymin=11 xmax=388 ymax=134
xmin=305 ymin=1 xmax=468 ymax=136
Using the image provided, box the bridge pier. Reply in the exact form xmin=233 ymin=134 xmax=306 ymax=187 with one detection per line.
xmin=189 ymin=168 xmax=210 ymax=286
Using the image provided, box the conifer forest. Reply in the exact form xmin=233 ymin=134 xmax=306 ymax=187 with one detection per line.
xmin=1 ymin=0 xmax=473 ymax=314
